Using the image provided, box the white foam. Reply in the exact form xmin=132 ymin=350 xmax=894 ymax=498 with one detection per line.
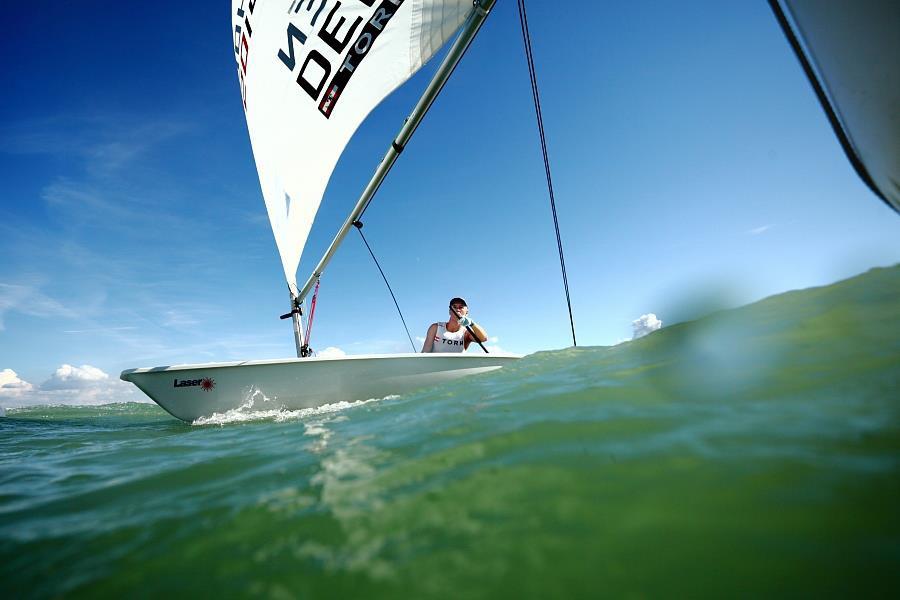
xmin=303 ymin=422 xmax=330 ymax=436
xmin=191 ymin=394 xmax=396 ymax=427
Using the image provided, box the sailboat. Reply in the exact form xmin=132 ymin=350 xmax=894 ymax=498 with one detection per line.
xmin=121 ymin=1 xmax=899 ymax=422
xmin=121 ymin=0 xmax=520 ymax=422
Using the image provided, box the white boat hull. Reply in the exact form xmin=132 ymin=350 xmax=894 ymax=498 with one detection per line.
xmin=121 ymin=353 xmax=520 ymax=422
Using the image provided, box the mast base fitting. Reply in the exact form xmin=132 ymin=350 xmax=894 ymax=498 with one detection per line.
xmin=300 ymin=344 xmax=313 ymax=358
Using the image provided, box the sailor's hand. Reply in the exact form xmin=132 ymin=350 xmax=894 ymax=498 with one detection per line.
xmin=457 ymin=315 xmax=473 ymax=328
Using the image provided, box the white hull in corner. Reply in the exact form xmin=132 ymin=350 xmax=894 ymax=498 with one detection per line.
xmin=121 ymin=353 xmax=520 ymax=422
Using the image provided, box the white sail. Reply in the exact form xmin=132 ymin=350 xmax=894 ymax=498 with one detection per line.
xmin=232 ymin=0 xmax=474 ymax=293
xmin=775 ymin=0 xmax=900 ymax=212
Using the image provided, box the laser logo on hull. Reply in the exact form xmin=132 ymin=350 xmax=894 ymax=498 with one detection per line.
xmin=174 ymin=377 xmax=216 ymax=391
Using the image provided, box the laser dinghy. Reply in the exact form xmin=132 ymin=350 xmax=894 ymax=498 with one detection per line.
xmin=122 ymin=1 xmax=519 ymax=422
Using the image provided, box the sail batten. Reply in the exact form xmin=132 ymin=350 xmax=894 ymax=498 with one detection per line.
xmin=232 ymin=0 xmax=474 ymax=291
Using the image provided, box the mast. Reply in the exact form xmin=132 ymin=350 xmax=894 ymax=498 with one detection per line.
xmin=295 ymin=0 xmax=497 ymax=305
xmin=281 ymin=289 xmax=307 ymax=358
xmin=290 ymin=293 xmax=306 ymax=357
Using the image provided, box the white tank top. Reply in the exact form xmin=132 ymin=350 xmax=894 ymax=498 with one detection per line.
xmin=430 ymin=322 xmax=466 ymax=353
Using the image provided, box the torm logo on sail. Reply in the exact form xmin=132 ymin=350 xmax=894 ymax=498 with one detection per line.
xmin=278 ymin=0 xmax=404 ymax=118
xmin=234 ymin=0 xmax=403 ymax=119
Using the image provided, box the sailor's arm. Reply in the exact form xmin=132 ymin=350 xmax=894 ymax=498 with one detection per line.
xmin=466 ymin=321 xmax=487 ymax=343
xmin=421 ymin=323 xmax=437 ymax=353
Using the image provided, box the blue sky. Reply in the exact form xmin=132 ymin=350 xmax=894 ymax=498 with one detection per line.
xmin=2 ymin=1 xmax=898 ymax=406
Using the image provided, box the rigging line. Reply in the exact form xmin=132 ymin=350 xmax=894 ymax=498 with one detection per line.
xmin=353 ymin=221 xmax=417 ymax=352
xmin=304 ymin=279 xmax=320 ymax=343
xmin=516 ymin=0 xmax=577 ymax=346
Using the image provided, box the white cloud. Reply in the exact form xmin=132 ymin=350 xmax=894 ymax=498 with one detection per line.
xmin=41 ymin=364 xmax=109 ymax=390
xmin=0 ymin=364 xmax=145 ymax=408
xmin=0 ymin=369 xmax=35 ymax=396
xmin=0 ymin=282 xmax=75 ymax=331
xmin=466 ymin=336 xmax=512 ymax=355
xmin=341 ymin=339 xmax=417 ymax=354
xmin=632 ymin=313 xmax=662 ymax=339
xmin=63 ymin=326 xmax=137 ymax=334
xmin=1 ymin=113 xmax=190 ymax=174
xmin=317 ymin=346 xmax=346 ymax=358
xmin=747 ymin=224 xmax=773 ymax=235
xmin=160 ymin=309 xmax=200 ymax=328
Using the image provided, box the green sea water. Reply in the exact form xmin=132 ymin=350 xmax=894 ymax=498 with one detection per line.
xmin=2 ymin=267 xmax=898 ymax=598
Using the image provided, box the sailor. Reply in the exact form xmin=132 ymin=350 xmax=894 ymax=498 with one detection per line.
xmin=421 ymin=297 xmax=488 ymax=353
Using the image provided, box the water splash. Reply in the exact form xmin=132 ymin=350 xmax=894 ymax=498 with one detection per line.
xmin=191 ymin=393 xmax=397 ymax=427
